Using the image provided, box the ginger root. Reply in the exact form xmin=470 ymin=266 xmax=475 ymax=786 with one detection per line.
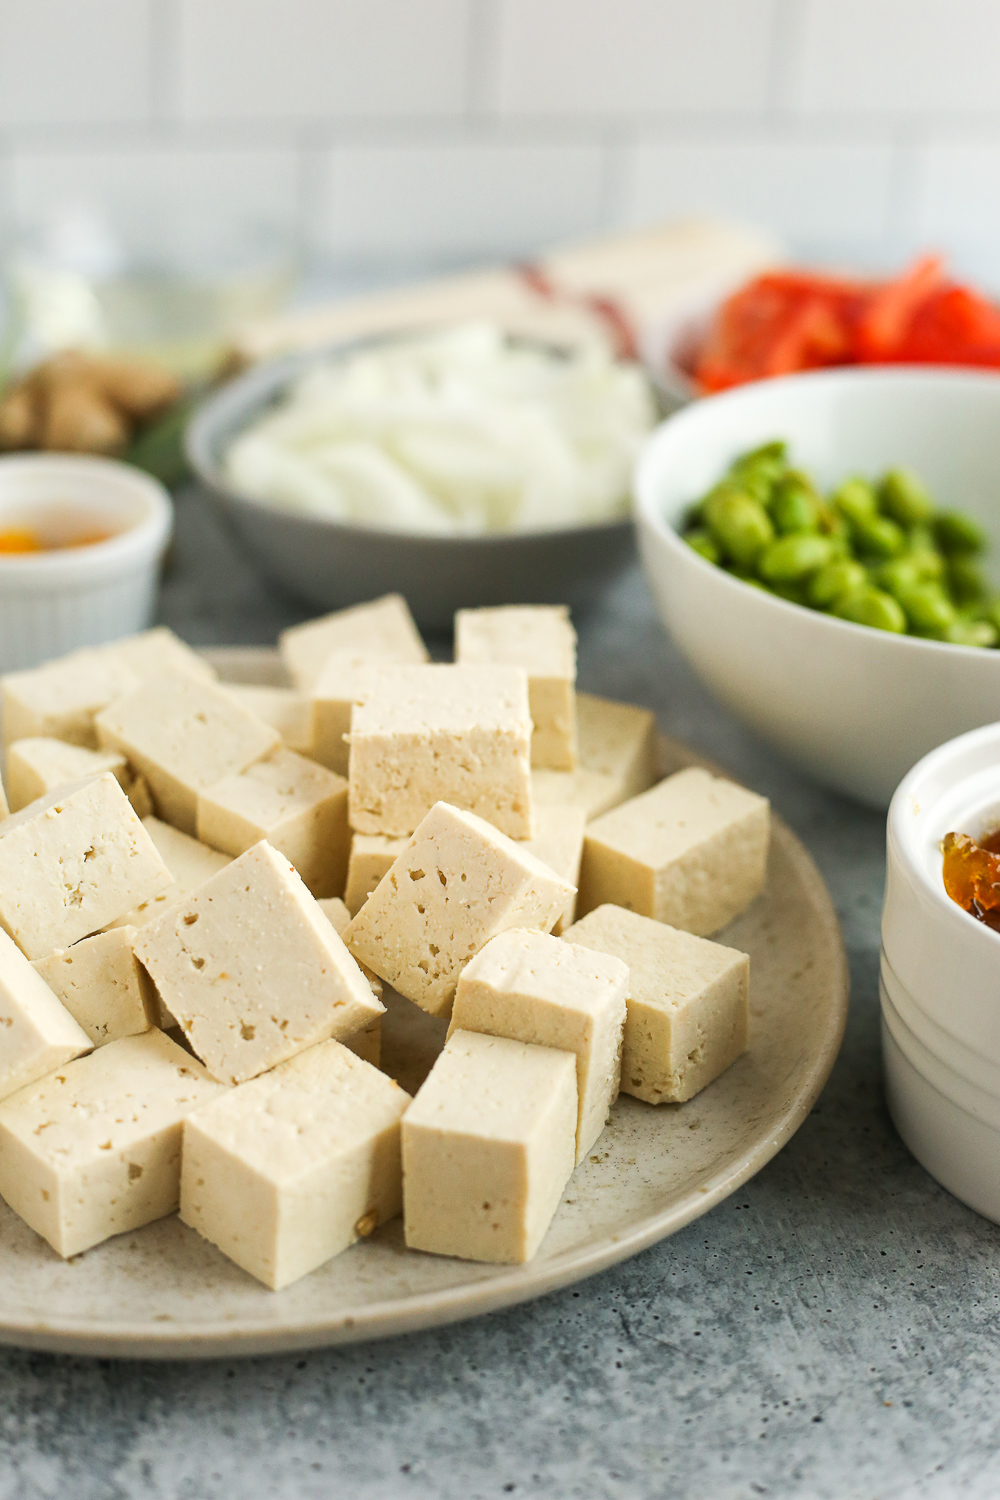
xmin=0 ymin=351 xmax=181 ymax=456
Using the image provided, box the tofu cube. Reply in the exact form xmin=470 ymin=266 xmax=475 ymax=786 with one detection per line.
xmin=348 ymin=664 xmax=533 ymax=839
xmin=0 ymin=1030 xmax=225 ymax=1258
xmin=310 ymin=654 xmax=400 ymax=776
xmin=197 ymin=746 xmax=349 ymax=898
xmin=449 ymin=928 xmax=627 ymax=1162
xmin=180 ymin=1040 xmax=410 ymax=1289
xmin=456 ymin=605 xmax=578 ymax=770
xmin=2 ymin=648 xmax=141 ymax=748
xmin=343 ymin=832 xmax=408 ymax=916
xmin=578 ymin=767 xmax=770 ymax=935
xmin=280 ymin=592 xmax=427 ymax=691
xmin=0 ymin=774 xmax=173 ymax=959
xmin=523 ymin=803 xmax=586 ymax=935
xmin=402 ymin=1030 xmax=577 ymax=1264
xmin=577 ymin=692 xmax=658 ymax=803
xmin=223 ymin=685 xmax=312 ymax=753
xmin=109 ymin=816 xmax=232 ymax=932
xmin=133 ymin=841 xmax=384 ymax=1086
xmin=0 ymin=775 xmax=7 ymax=819
xmin=318 ymin=896 xmax=382 ymax=1066
xmin=345 ymin=802 xmax=575 ymax=1019
xmin=0 ymin=929 xmax=91 ymax=1103
xmin=110 ymin=627 xmax=216 ymax=685
xmin=33 ymin=927 xmax=157 ymax=1048
xmin=5 ymin=736 xmax=127 ymax=812
xmin=95 ymin=674 xmax=281 ymax=835
xmin=531 ymin=767 xmax=622 ymax=822
xmin=562 ymin=905 xmax=749 ymax=1104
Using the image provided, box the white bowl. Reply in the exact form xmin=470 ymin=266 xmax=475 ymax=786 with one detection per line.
xmin=0 ymin=454 xmax=173 ymax=672
xmin=635 ymin=368 xmax=1000 ymax=808
xmin=883 ymin=721 xmax=1000 ymax=1222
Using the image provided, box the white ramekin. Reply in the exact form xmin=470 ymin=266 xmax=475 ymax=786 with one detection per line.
xmin=0 ymin=454 xmax=173 ymax=671
xmin=882 ymin=721 xmax=1000 ymax=1221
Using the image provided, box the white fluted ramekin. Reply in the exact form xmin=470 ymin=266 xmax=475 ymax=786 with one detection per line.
xmin=883 ymin=721 xmax=1000 ymax=1221
xmin=0 ymin=454 xmax=173 ymax=671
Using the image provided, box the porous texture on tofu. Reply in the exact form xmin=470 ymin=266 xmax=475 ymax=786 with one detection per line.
xmin=95 ymin=675 xmax=280 ymax=835
xmin=181 ymin=1040 xmax=410 ymax=1290
xmin=576 ymin=693 xmax=658 ymax=803
xmin=455 ymin=605 xmax=578 ymax=771
xmin=33 ymin=927 xmax=157 ymax=1048
xmin=310 ymin=655 xmax=398 ymax=776
xmin=348 ymin=665 xmax=533 ymax=839
xmin=318 ymin=896 xmax=383 ymax=1065
xmin=578 ymin=767 xmax=770 ymax=935
xmin=345 ymin=802 xmax=575 ymax=1019
xmin=563 ymin=905 xmax=749 ymax=1104
xmin=108 ymin=817 xmax=232 ymax=933
xmin=134 ymin=841 xmax=383 ymax=1086
xmin=402 ymin=1030 xmax=577 ymax=1264
xmin=0 ymin=929 xmax=91 ymax=1103
xmin=531 ymin=766 xmax=622 ymax=822
xmin=0 ymin=1029 xmax=225 ymax=1258
xmin=197 ymin=746 xmax=349 ymax=898
xmin=223 ymin=685 xmax=312 ymax=754
xmin=1 ymin=648 xmax=141 ymax=748
xmin=280 ymin=593 xmax=427 ymax=692
xmin=5 ymin=737 xmax=127 ymax=812
xmin=0 ymin=774 xmax=173 ymax=959
xmin=343 ymin=832 xmax=409 ymax=916
xmin=522 ymin=804 xmax=586 ymax=935
xmin=449 ymin=928 xmax=626 ymax=1162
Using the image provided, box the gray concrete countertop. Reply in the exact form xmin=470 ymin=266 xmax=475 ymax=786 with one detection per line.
xmin=3 ymin=488 xmax=999 ymax=1500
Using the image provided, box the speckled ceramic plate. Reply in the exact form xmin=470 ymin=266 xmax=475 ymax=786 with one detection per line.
xmin=0 ymin=649 xmax=848 ymax=1359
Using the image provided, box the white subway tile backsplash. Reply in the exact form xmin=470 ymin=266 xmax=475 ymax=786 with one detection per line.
xmin=314 ymin=140 xmax=608 ymax=259
xmin=792 ymin=0 xmax=1000 ymax=116
xmin=10 ymin=147 xmax=300 ymax=266
xmin=621 ymin=138 xmax=895 ymax=245
xmin=0 ymin=0 xmax=153 ymax=126
xmin=917 ymin=143 xmax=1000 ymax=245
xmin=492 ymin=0 xmax=777 ymax=117
xmin=176 ymin=0 xmax=472 ymax=122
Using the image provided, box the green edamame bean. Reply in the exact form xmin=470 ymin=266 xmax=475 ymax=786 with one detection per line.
xmin=684 ymin=529 xmax=722 ymax=565
xmin=906 ymin=545 xmax=946 ymax=582
xmin=979 ymin=598 xmax=1000 ymax=634
xmin=944 ymin=619 xmax=998 ymax=648
xmin=703 ymin=491 xmax=774 ymax=567
xmin=832 ymin=477 xmax=879 ymax=527
xmin=771 ymin=473 xmax=820 ymax=534
xmin=934 ymin=512 xmax=986 ymax=556
xmin=947 ymin=555 xmax=987 ymax=605
xmin=853 ymin=514 xmax=907 ymax=560
xmin=757 ymin=533 xmax=835 ymax=584
xmin=770 ymin=580 xmax=809 ymax=606
xmin=879 ymin=468 xmax=935 ymax=526
xmin=807 ymin=558 xmax=868 ymax=608
xmin=833 ymin=587 xmax=907 ymax=633
xmin=874 ymin=557 xmax=922 ymax=598
xmin=897 ymin=584 xmax=957 ymax=634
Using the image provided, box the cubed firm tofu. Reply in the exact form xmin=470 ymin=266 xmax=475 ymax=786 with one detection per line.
xmin=0 ymin=929 xmax=91 ymax=1103
xmin=402 ymin=1030 xmax=577 ymax=1265
xmin=578 ymin=767 xmax=770 ymax=935
xmin=449 ymin=928 xmax=627 ymax=1162
xmin=4 ymin=736 xmax=152 ymax=819
xmin=0 ymin=774 xmax=173 ymax=959
xmin=343 ymin=832 xmax=409 ymax=916
xmin=33 ymin=927 xmax=158 ymax=1048
xmin=95 ymin=674 xmax=281 ymax=835
xmin=456 ymin=605 xmax=578 ymax=770
xmin=197 ymin=746 xmax=349 ymax=898
xmin=348 ymin=664 xmax=533 ymax=839
xmin=317 ymin=897 xmax=382 ymax=1066
xmin=223 ymin=685 xmax=312 ymax=754
xmin=0 ymin=1030 xmax=225 ymax=1258
xmin=523 ymin=804 xmax=586 ymax=935
xmin=576 ymin=693 xmax=658 ymax=804
xmin=134 ymin=840 xmax=383 ymax=1085
xmin=345 ymin=801 xmax=575 ymax=1019
xmin=563 ymin=905 xmax=749 ymax=1104
xmin=108 ymin=816 xmax=232 ymax=933
xmin=530 ymin=767 xmax=622 ymax=822
xmin=181 ymin=1040 xmax=411 ymax=1290
xmin=280 ymin=592 xmax=427 ymax=692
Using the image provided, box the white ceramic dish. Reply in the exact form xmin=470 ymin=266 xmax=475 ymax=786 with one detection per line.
xmin=0 ymin=454 xmax=173 ymax=672
xmin=635 ymin=368 xmax=1000 ymax=809
xmin=883 ymin=720 xmax=1000 ymax=1222
xmin=0 ymin=647 xmax=846 ymax=1359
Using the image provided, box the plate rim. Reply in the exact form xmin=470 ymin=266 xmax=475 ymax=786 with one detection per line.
xmin=0 ymin=659 xmax=849 ymax=1358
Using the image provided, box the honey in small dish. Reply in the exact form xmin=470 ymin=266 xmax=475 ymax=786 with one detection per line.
xmin=942 ymin=828 xmax=1000 ymax=931
xmin=0 ymin=522 xmax=114 ymax=555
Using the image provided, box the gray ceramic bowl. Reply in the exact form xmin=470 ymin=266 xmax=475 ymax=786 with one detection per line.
xmin=185 ymin=340 xmax=644 ymax=633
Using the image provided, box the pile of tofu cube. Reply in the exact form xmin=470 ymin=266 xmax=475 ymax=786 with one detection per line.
xmin=0 ymin=595 xmax=769 ymax=1291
